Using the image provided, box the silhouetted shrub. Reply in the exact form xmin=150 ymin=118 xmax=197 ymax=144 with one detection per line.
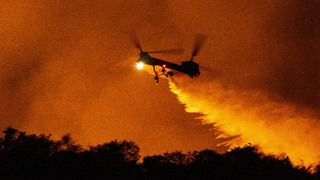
xmin=89 ymin=140 xmax=140 ymax=163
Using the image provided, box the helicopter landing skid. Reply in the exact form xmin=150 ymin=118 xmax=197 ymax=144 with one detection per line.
xmin=153 ymin=66 xmax=173 ymax=84
xmin=153 ymin=65 xmax=159 ymax=84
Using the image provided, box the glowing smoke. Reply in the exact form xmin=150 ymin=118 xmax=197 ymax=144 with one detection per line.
xmin=163 ymin=0 xmax=320 ymax=166
xmin=135 ymin=0 xmax=320 ymax=165
xmin=1 ymin=0 xmax=320 ymax=163
xmin=0 ymin=0 xmax=224 ymax=156
xmin=167 ymin=74 xmax=320 ymax=166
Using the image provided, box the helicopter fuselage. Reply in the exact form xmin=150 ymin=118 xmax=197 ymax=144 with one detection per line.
xmin=136 ymin=52 xmax=200 ymax=78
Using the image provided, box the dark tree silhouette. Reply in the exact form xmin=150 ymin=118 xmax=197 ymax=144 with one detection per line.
xmin=0 ymin=127 xmax=318 ymax=179
xmin=59 ymin=133 xmax=82 ymax=152
xmin=89 ymin=140 xmax=140 ymax=163
xmin=142 ymin=151 xmax=194 ymax=178
xmin=188 ymin=149 xmax=226 ymax=179
xmin=0 ymin=127 xmax=58 ymax=155
xmin=315 ymin=165 xmax=320 ymax=179
xmin=0 ymin=127 xmax=59 ymax=179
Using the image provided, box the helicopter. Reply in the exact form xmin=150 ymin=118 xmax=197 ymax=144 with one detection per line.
xmin=132 ymin=34 xmax=206 ymax=84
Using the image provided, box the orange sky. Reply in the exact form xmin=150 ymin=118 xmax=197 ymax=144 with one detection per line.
xmin=0 ymin=0 xmax=319 ymax=161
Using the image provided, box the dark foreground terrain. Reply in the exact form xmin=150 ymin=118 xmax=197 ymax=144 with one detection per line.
xmin=0 ymin=127 xmax=319 ymax=179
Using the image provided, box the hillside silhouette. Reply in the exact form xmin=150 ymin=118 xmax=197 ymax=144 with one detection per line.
xmin=0 ymin=127 xmax=319 ymax=179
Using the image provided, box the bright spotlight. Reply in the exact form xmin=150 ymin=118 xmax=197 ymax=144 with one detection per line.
xmin=137 ymin=62 xmax=144 ymax=69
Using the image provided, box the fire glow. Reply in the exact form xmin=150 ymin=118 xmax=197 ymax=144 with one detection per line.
xmin=168 ymin=76 xmax=320 ymax=167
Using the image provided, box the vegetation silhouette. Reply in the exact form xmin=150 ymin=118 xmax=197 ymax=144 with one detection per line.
xmin=0 ymin=127 xmax=319 ymax=179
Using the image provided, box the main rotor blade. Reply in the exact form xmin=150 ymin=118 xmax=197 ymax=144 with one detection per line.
xmin=192 ymin=33 xmax=207 ymax=57
xmin=128 ymin=31 xmax=142 ymax=50
xmin=148 ymin=49 xmax=184 ymax=55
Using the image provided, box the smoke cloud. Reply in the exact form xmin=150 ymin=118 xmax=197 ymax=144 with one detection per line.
xmin=169 ymin=75 xmax=320 ymax=165
xmin=165 ymin=0 xmax=320 ymax=166
xmin=0 ymin=0 xmax=224 ymax=157
xmin=1 ymin=0 xmax=319 ymax=163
